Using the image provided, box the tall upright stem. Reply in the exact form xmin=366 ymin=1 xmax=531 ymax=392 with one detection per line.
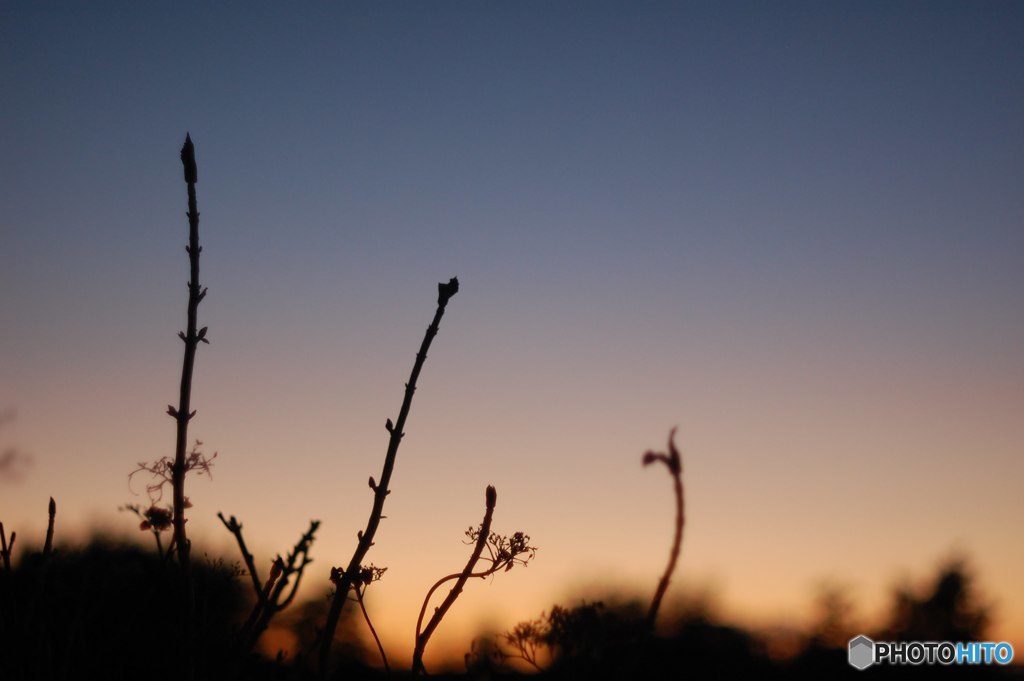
xmin=318 ymin=278 xmax=459 ymax=675
xmin=172 ymin=132 xmax=205 ymax=679
xmin=173 ymin=133 xmax=204 ymax=572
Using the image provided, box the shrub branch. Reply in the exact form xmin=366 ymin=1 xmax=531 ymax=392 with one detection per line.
xmin=219 ymin=514 xmax=320 ymax=658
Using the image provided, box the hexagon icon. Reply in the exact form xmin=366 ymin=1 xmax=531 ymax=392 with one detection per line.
xmin=848 ymin=635 xmax=875 ymax=670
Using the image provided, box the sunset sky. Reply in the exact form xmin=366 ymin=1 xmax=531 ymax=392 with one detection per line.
xmin=2 ymin=1 xmax=1022 ymax=669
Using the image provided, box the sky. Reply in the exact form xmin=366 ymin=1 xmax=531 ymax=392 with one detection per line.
xmin=2 ymin=0 xmax=1023 ymax=669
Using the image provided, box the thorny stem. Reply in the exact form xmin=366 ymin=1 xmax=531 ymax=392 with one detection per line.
xmin=643 ymin=427 xmax=685 ymax=629
xmin=43 ymin=497 xmax=55 ymax=556
xmin=412 ymin=486 xmax=496 ymax=677
xmin=318 ymin=277 xmax=458 ymax=676
xmin=355 ymin=586 xmax=390 ymax=674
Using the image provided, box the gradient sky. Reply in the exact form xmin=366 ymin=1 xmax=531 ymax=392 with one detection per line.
xmin=2 ymin=0 xmax=1023 ymax=669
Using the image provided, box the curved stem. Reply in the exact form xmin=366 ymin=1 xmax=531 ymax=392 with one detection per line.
xmin=412 ymin=486 xmax=496 ymax=677
xmin=646 ymin=428 xmax=685 ymax=628
xmin=355 ymin=586 xmax=389 ymax=674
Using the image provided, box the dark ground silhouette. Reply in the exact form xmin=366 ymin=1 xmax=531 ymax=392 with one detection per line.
xmin=1 ymin=539 xmax=1019 ymax=680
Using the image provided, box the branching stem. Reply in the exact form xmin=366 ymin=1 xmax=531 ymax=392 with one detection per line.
xmin=412 ymin=485 xmax=496 ymax=677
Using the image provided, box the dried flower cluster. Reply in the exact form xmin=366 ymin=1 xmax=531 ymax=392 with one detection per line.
xmin=465 ymin=528 xmax=537 ymax=574
xmin=129 ymin=440 xmax=216 ymax=506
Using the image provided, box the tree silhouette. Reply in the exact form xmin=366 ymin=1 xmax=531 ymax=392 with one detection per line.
xmin=880 ymin=557 xmax=990 ymax=643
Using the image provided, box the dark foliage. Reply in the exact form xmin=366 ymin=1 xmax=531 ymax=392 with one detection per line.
xmin=0 ymin=540 xmax=246 ymax=680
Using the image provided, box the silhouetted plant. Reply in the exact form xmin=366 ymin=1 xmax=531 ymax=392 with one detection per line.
xmin=122 ymin=132 xmax=214 ymax=681
xmin=0 ymin=522 xmax=14 ymax=572
xmin=412 ymin=485 xmax=536 ymax=677
xmin=0 ymin=498 xmax=57 ymax=571
xmin=42 ymin=497 xmax=55 ymax=557
xmin=496 ymin=616 xmax=546 ymax=671
xmin=168 ymin=132 xmax=210 ymax=585
xmin=464 ymin=634 xmax=509 ymax=675
xmin=0 ymin=540 xmax=247 ymax=680
xmin=880 ymin=557 xmax=990 ymax=643
xmin=339 ymin=562 xmax=389 ymax=672
xmin=487 ymin=430 xmax=685 ymax=675
xmin=217 ymin=512 xmax=320 ymax=665
xmin=120 ymin=502 xmax=174 ymax=557
xmin=642 ymin=427 xmax=684 ymax=628
xmin=130 ymin=439 xmax=215 ymax=558
xmin=548 ymin=601 xmax=632 ymax=662
xmin=495 ymin=600 xmax=639 ymax=675
xmin=318 ymin=276 xmax=459 ymax=675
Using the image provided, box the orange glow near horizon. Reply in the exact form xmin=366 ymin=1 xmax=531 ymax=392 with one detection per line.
xmin=3 ymin=396 xmax=1023 ymax=670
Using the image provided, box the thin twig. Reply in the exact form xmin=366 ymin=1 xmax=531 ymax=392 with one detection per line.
xmin=355 ymin=585 xmax=390 ymax=674
xmin=318 ymin=277 xmax=459 ymax=675
xmin=642 ymin=427 xmax=685 ymax=628
xmin=218 ymin=512 xmax=263 ymax=598
xmin=412 ymin=486 xmax=496 ymax=677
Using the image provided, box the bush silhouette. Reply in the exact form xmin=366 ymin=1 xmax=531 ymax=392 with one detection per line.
xmin=0 ymin=540 xmax=246 ymax=680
